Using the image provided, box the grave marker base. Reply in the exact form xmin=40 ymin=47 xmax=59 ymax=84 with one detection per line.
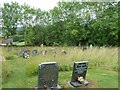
xmin=70 ymin=80 xmax=89 ymax=87
xmin=35 ymin=84 xmax=61 ymax=90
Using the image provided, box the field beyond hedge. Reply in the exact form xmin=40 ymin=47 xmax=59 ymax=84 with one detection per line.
xmin=0 ymin=46 xmax=118 ymax=88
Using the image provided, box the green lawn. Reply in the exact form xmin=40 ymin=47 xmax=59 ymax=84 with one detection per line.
xmin=2 ymin=65 xmax=118 ymax=88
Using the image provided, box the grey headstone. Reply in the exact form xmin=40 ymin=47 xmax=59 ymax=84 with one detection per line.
xmin=70 ymin=61 xmax=88 ymax=87
xmin=32 ymin=50 xmax=38 ymax=56
xmin=8 ymin=47 xmax=12 ymax=52
xmin=38 ymin=62 xmax=60 ymax=89
xmin=89 ymin=44 xmax=93 ymax=49
xmin=41 ymin=50 xmax=46 ymax=55
xmin=17 ymin=48 xmax=25 ymax=56
xmin=78 ymin=43 xmax=81 ymax=47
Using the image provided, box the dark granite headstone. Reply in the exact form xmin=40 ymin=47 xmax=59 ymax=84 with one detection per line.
xmin=70 ymin=61 xmax=89 ymax=87
xmin=37 ymin=62 xmax=61 ymax=89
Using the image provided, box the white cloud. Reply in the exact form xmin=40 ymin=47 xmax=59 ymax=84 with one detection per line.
xmin=0 ymin=0 xmax=60 ymax=11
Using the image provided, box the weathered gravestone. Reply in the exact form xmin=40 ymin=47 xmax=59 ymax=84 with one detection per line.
xmin=7 ymin=47 xmax=12 ymax=52
xmin=37 ymin=62 xmax=61 ymax=90
xmin=32 ymin=50 xmax=37 ymax=56
xmin=23 ymin=50 xmax=30 ymax=59
xmin=70 ymin=61 xmax=89 ymax=87
xmin=41 ymin=50 xmax=47 ymax=55
xmin=51 ymin=50 xmax=56 ymax=58
xmin=17 ymin=48 xmax=25 ymax=56
xmin=82 ymin=46 xmax=88 ymax=51
xmin=89 ymin=44 xmax=93 ymax=49
xmin=49 ymin=47 xmax=56 ymax=58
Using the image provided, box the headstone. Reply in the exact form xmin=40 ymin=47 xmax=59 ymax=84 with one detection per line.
xmin=70 ymin=61 xmax=89 ymax=87
xmin=49 ymin=47 xmax=56 ymax=57
xmin=17 ymin=48 xmax=25 ymax=56
xmin=23 ymin=50 xmax=30 ymax=59
xmin=25 ymin=50 xmax=30 ymax=54
xmin=7 ymin=47 xmax=12 ymax=52
xmin=52 ymin=50 xmax=56 ymax=58
xmin=37 ymin=62 xmax=61 ymax=89
xmin=82 ymin=46 xmax=87 ymax=51
xmin=89 ymin=44 xmax=93 ymax=49
xmin=41 ymin=50 xmax=46 ymax=55
xmin=32 ymin=50 xmax=38 ymax=56
xmin=41 ymin=43 xmax=44 ymax=47
xmin=49 ymin=47 xmax=55 ymax=51
xmin=78 ymin=43 xmax=81 ymax=47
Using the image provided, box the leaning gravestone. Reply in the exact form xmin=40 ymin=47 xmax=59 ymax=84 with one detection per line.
xmin=36 ymin=62 xmax=61 ymax=90
xmin=32 ymin=50 xmax=37 ymax=56
xmin=70 ymin=61 xmax=89 ymax=87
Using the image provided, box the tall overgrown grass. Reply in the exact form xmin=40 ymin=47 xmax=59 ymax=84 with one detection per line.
xmin=2 ymin=46 xmax=118 ymax=81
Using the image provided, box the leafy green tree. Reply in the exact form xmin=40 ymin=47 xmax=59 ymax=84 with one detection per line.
xmin=2 ymin=2 xmax=22 ymax=37
xmin=1 ymin=1 xmax=118 ymax=46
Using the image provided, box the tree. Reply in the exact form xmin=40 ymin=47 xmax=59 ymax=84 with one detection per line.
xmin=2 ymin=2 xmax=22 ymax=37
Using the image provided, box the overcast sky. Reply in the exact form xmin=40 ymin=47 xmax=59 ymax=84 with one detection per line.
xmin=0 ymin=0 xmax=60 ymax=11
xmin=0 ymin=0 xmax=119 ymax=11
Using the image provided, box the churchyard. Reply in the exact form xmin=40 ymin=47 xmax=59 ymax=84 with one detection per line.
xmin=1 ymin=46 xmax=118 ymax=88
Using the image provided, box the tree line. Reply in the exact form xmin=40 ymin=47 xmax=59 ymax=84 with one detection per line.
xmin=1 ymin=2 xmax=118 ymax=46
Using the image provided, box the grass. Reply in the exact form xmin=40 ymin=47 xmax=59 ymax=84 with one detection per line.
xmin=1 ymin=46 xmax=118 ymax=88
xmin=0 ymin=47 xmax=2 ymax=89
